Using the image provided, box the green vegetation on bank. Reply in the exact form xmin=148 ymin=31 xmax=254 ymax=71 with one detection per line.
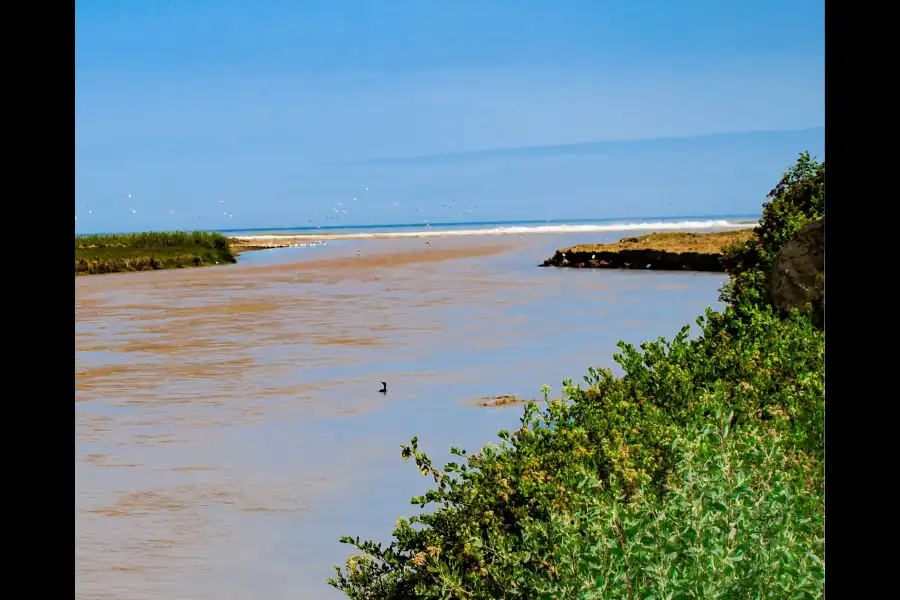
xmin=328 ymin=153 xmax=825 ymax=599
xmin=720 ymin=152 xmax=825 ymax=316
xmin=75 ymin=231 xmax=236 ymax=275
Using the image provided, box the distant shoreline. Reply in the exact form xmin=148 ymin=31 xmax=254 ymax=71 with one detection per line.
xmin=229 ymin=218 xmax=752 ymax=252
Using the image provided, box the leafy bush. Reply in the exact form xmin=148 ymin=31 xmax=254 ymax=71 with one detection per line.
xmin=481 ymin=414 xmax=823 ymax=599
xmin=720 ymin=152 xmax=824 ymax=313
xmin=328 ymin=156 xmax=825 ymax=599
xmin=328 ymin=308 xmax=824 ymax=598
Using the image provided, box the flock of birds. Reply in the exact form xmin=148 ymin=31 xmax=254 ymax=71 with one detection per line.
xmin=313 ymin=190 xmax=478 ymax=226
xmin=75 ymin=188 xmax=481 ymax=229
xmin=76 ymin=193 xmax=239 ymax=223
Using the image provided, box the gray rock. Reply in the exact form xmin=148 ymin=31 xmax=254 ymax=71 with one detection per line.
xmin=770 ymin=217 xmax=824 ymax=327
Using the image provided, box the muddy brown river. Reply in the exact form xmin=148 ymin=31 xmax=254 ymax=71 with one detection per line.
xmin=75 ymin=233 xmax=726 ymax=599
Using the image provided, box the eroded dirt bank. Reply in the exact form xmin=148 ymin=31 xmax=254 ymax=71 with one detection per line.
xmin=541 ymin=229 xmax=753 ymax=272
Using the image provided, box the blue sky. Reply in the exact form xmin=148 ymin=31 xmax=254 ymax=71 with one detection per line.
xmin=75 ymin=0 xmax=824 ymax=233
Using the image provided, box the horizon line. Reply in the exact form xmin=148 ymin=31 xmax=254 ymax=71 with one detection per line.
xmin=76 ymin=213 xmax=761 ymax=237
xmin=324 ymin=126 xmax=825 ymax=167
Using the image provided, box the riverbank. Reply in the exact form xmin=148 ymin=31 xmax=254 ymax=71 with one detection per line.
xmin=541 ymin=229 xmax=754 ymax=271
xmin=75 ymin=232 xmax=237 ymax=275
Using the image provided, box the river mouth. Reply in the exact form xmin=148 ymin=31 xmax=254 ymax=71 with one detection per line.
xmin=76 ymin=233 xmax=727 ymax=600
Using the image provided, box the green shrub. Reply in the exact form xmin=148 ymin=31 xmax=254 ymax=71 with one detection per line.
xmin=480 ymin=413 xmax=823 ymax=599
xmin=328 ymin=307 xmax=824 ymax=598
xmin=720 ymin=152 xmax=824 ymax=313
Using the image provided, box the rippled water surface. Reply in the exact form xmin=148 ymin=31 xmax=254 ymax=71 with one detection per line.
xmin=75 ymin=233 xmax=726 ymax=599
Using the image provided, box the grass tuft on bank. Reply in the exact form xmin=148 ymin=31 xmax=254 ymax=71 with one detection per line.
xmin=562 ymin=229 xmax=754 ymax=255
xmin=75 ymin=231 xmax=236 ymax=275
xmin=328 ymin=152 xmax=825 ymax=599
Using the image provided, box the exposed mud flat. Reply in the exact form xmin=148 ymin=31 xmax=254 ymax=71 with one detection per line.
xmin=475 ymin=395 xmax=528 ymax=408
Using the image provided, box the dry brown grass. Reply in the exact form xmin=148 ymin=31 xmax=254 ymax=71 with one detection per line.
xmin=560 ymin=229 xmax=753 ymax=255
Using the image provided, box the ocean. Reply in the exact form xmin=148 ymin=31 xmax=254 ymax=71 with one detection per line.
xmin=223 ymin=214 xmax=757 ymax=239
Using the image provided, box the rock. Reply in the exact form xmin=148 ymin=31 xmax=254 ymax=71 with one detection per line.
xmin=770 ymin=217 xmax=824 ymax=327
xmin=480 ymin=395 xmax=522 ymax=407
xmin=540 ymin=249 xmax=725 ymax=271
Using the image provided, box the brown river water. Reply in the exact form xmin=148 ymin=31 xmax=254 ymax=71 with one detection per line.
xmin=75 ymin=233 xmax=727 ymax=599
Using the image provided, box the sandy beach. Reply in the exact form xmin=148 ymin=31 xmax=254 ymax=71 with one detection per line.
xmin=228 ymin=219 xmax=751 ymax=254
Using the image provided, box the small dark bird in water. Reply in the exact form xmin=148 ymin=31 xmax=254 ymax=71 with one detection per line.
xmin=379 ymin=382 xmax=387 ymax=394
